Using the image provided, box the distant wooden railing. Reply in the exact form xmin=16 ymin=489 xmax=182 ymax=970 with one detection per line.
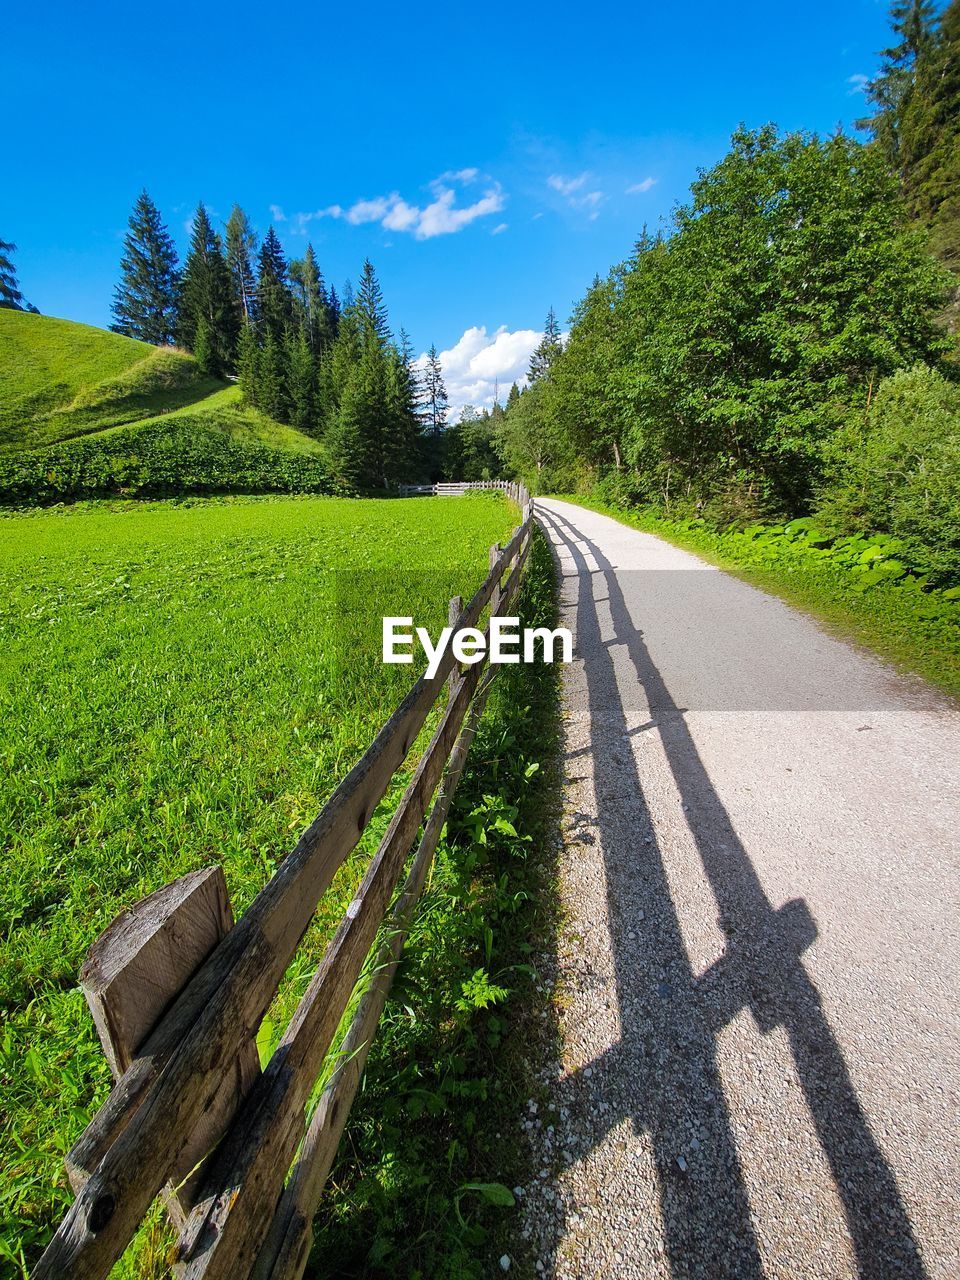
xmin=35 ymin=486 xmax=533 ymax=1280
xmin=397 ymin=479 xmax=525 ymax=499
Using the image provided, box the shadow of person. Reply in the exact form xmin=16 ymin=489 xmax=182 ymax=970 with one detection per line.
xmin=533 ymin=504 xmax=926 ymax=1280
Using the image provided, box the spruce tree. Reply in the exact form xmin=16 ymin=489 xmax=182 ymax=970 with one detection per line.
xmin=286 ymin=328 xmax=317 ymax=432
xmin=528 ymin=307 xmax=563 ymax=382
xmin=225 ymin=205 xmax=258 ymax=324
xmin=111 ymin=191 xmax=180 ymax=344
xmin=858 ymin=0 xmax=938 ymax=166
xmin=256 ymin=226 xmax=293 ymax=343
xmin=356 ymin=259 xmax=391 ymax=341
xmin=178 ymin=203 xmax=237 ymax=375
xmin=506 ymin=381 xmax=521 ymax=409
xmin=383 ymin=330 xmax=424 ymax=482
xmin=327 ymin=349 xmax=381 ymax=490
xmin=901 ymin=0 xmax=960 ymax=273
xmin=328 ymin=285 xmax=341 ymax=337
xmin=422 ymin=343 xmax=449 ymax=434
xmin=259 ymin=330 xmax=289 ymax=421
xmin=236 ymin=318 xmax=260 ymax=407
xmin=289 ymin=243 xmax=332 ymax=353
xmin=0 ymin=240 xmax=27 ymax=310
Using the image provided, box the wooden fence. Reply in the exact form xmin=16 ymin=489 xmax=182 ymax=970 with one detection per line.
xmin=397 ymin=480 xmax=525 ymax=499
xmin=34 ymin=485 xmax=533 ymax=1280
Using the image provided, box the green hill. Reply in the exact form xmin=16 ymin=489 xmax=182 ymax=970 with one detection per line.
xmin=0 ymin=312 xmax=331 ymax=503
xmin=0 ymin=310 xmax=223 ymax=451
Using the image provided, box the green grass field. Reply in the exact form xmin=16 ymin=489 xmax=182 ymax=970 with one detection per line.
xmin=0 ymin=493 xmax=518 ymax=1275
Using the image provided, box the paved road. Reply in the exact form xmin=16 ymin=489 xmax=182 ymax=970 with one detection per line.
xmin=521 ymin=498 xmax=960 ymax=1280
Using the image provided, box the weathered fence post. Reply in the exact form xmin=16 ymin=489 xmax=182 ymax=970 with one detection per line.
xmin=489 ymin=544 xmax=502 ymax=613
xmin=73 ymin=866 xmax=260 ymax=1224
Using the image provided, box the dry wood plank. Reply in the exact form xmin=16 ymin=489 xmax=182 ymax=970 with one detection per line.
xmin=173 ymin=652 xmax=493 ymax=1278
xmin=36 ymin=514 xmax=532 ymax=1280
xmin=75 ymin=867 xmax=259 ymax=1222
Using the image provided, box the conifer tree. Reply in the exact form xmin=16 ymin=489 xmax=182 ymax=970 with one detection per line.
xmin=528 ymin=306 xmax=563 ymax=382
xmin=383 ymin=330 xmax=424 ymax=482
xmin=225 ymin=205 xmax=258 ymax=324
xmin=356 ymin=259 xmax=390 ymax=341
xmin=256 ymin=226 xmax=293 ymax=343
xmin=506 ymin=381 xmax=521 ymax=409
xmin=858 ymin=0 xmax=938 ymax=166
xmin=236 ymin=318 xmax=260 ymax=406
xmin=286 ymin=328 xmax=317 ymax=432
xmin=328 ymin=284 xmax=341 ymax=337
xmin=178 ymin=203 xmax=237 ymax=375
xmin=900 ymin=0 xmax=960 ymax=272
xmin=111 ymin=192 xmax=180 ymax=344
xmin=289 ymin=243 xmax=332 ymax=353
xmin=259 ymin=330 xmax=288 ymax=421
xmin=422 ymin=343 xmax=449 ymax=434
xmin=0 ymin=240 xmax=28 ymax=311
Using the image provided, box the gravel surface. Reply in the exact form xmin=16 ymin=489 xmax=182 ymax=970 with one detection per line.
xmin=518 ymin=499 xmax=960 ymax=1280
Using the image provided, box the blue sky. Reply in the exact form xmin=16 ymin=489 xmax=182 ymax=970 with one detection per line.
xmin=6 ymin=0 xmax=892 ymax=413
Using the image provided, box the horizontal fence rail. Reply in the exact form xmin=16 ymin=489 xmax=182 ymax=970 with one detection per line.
xmin=35 ymin=484 xmax=533 ymax=1280
xmin=397 ymin=479 xmax=524 ymax=499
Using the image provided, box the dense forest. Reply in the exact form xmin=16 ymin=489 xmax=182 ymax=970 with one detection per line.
xmin=106 ymin=195 xmax=438 ymax=489
xmin=494 ymin=0 xmax=960 ymax=582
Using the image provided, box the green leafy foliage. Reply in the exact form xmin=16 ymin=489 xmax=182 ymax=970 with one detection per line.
xmin=819 ymin=364 xmax=960 ymax=582
xmin=0 ymin=414 xmax=333 ymax=504
xmin=498 ymin=125 xmax=952 ymax=514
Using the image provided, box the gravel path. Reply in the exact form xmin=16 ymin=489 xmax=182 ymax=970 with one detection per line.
xmin=518 ymin=499 xmax=960 ymax=1280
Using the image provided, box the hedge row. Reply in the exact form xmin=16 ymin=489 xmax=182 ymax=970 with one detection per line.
xmin=0 ymin=416 xmax=333 ymax=505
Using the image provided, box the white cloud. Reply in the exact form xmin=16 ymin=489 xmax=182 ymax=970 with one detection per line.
xmin=847 ymin=73 xmax=870 ymax=95
xmin=548 ymin=173 xmax=606 ymax=216
xmin=491 ymin=222 xmax=508 ymax=236
xmin=416 ymin=325 xmax=541 ymax=421
xmin=288 ymin=171 xmax=504 ymax=240
xmin=269 ymin=204 xmax=287 ymax=222
xmin=626 ymin=177 xmax=658 ymax=194
xmin=548 ymin=173 xmax=588 ymax=197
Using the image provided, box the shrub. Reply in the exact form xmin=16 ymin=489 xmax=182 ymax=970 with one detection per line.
xmin=818 ymin=364 xmax=960 ymax=583
xmin=0 ymin=415 xmax=333 ymax=506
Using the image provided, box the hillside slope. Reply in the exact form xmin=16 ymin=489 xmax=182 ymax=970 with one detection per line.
xmin=0 ymin=312 xmax=331 ymax=502
xmin=0 ymin=310 xmax=224 ymax=451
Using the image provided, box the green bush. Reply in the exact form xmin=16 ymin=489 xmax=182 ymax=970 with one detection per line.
xmin=818 ymin=364 xmax=960 ymax=583
xmin=0 ymin=415 xmax=333 ymax=505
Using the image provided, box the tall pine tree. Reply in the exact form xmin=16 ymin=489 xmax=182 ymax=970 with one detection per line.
xmin=422 ymin=343 xmax=449 ymax=434
xmin=900 ymin=0 xmax=960 ymax=273
xmin=528 ymin=306 xmax=563 ymax=382
xmin=289 ymin=243 xmax=333 ymax=354
xmin=256 ymin=226 xmax=293 ymax=343
xmin=225 ymin=205 xmax=258 ymax=325
xmin=111 ymin=192 xmax=180 ymax=344
xmin=356 ymin=259 xmax=391 ymax=342
xmin=858 ymin=0 xmax=938 ymax=167
xmin=178 ymin=203 xmax=237 ymax=375
xmin=0 ymin=240 xmax=30 ymax=311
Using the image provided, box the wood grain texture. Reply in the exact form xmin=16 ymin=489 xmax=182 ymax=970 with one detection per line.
xmin=75 ymin=867 xmax=259 ymax=1221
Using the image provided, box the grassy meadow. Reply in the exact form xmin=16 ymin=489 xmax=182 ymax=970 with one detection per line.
xmin=0 ymin=492 xmax=518 ymax=1274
